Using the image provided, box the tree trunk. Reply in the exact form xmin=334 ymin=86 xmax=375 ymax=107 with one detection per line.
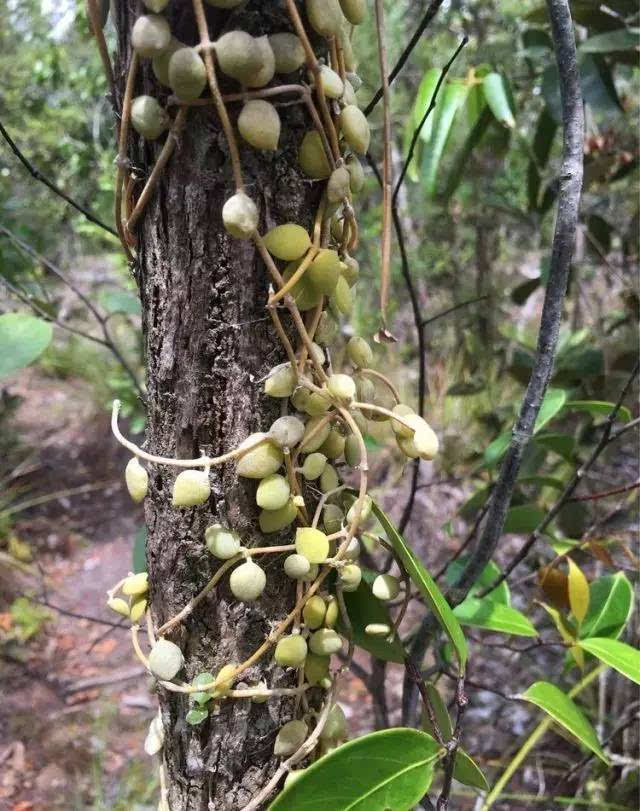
xmin=112 ymin=3 xmax=322 ymax=808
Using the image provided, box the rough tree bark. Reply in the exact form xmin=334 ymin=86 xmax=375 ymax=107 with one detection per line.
xmin=112 ymin=3 xmax=322 ymax=808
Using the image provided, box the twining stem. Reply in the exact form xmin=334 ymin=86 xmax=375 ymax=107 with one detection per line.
xmin=114 ymin=51 xmax=139 ymax=262
xmin=358 ymin=368 xmax=401 ymax=403
xmin=85 ymin=0 xmax=115 ymax=99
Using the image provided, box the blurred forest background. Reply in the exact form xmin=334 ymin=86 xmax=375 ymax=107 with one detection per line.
xmin=0 ymin=0 xmax=638 ymax=809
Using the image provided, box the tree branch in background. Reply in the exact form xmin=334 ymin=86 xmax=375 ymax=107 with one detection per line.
xmin=0 ymin=225 xmax=144 ymax=398
xmin=402 ymin=0 xmax=584 ymax=724
xmin=478 ymin=360 xmax=639 ymax=597
xmin=0 ymin=119 xmax=117 ymax=238
xmin=421 ymin=294 xmax=489 ymax=328
xmin=364 ymin=0 xmax=447 ymax=117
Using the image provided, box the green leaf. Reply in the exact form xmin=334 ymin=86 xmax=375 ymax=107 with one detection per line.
xmin=580 ymin=572 xmax=634 ymax=639
xmin=521 ymin=681 xmax=608 ymax=763
xmin=423 ymin=682 xmax=453 ymax=740
xmin=578 ymin=638 xmax=640 ymax=685
xmin=341 ymin=580 xmax=405 ymax=663
xmin=564 ymin=400 xmax=631 ymax=423
xmin=422 ymin=80 xmax=469 ymax=197
xmin=443 ymin=96 xmax=493 ymax=200
xmin=567 ymin=558 xmax=590 ymax=624
xmin=539 ymin=601 xmax=576 ymax=645
xmin=535 ymin=433 xmax=576 ymax=463
xmin=527 ymin=108 xmax=558 ymax=212
xmin=98 ymin=288 xmax=141 ymax=316
xmin=511 ymin=277 xmax=540 ymax=305
xmin=370 ymin=500 xmax=468 ymax=671
xmin=459 ymin=484 xmax=492 ymax=518
xmin=534 ymin=389 xmax=568 ymax=432
xmin=453 ymin=749 xmax=490 ymax=791
xmin=483 ymin=430 xmax=511 ymax=467
xmin=580 ymin=27 xmax=640 ymax=54
xmin=414 ymin=68 xmax=441 ymax=144
xmin=268 ymin=728 xmax=442 ymax=811
xmin=444 ymin=558 xmax=511 ymax=606
xmin=454 ymin=597 xmax=538 ymax=637
xmin=581 ymin=54 xmax=623 ymax=115
xmin=0 ymin=313 xmax=53 ymax=378
xmin=185 ymin=707 xmax=208 ymax=725
xmin=482 ymin=73 xmax=515 ymax=128
xmin=518 ymin=475 xmax=566 ymax=491
xmin=504 ymin=505 xmax=546 ymax=534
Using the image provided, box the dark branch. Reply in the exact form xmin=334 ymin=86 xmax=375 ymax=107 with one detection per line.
xmin=567 ymin=477 xmax=639 ymax=502
xmin=422 ymin=294 xmax=489 ymax=329
xmin=402 ymin=0 xmax=584 ymax=725
xmin=364 ymin=0 xmax=447 ymax=118
xmin=0 ymin=119 xmax=117 ymax=237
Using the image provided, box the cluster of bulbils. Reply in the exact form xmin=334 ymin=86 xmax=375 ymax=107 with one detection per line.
xmin=108 ymin=0 xmax=440 ymax=791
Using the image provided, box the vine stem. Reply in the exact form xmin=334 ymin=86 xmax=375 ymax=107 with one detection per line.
xmin=191 ymin=0 xmax=245 ymax=192
xmin=115 ymin=51 xmax=139 ymax=263
xmin=85 ymin=0 xmax=115 ymax=99
xmin=358 ymin=368 xmax=401 ymax=403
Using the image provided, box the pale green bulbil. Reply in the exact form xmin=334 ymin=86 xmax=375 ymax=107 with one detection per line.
xmin=391 ymin=404 xmax=414 ymax=439
xmin=405 ymin=414 xmax=439 ymax=460
xmin=300 ymin=452 xmax=327 ymax=480
xmin=347 ymin=336 xmax=373 ymax=368
xmin=320 ymin=703 xmax=347 ymax=742
xmin=132 ymin=15 xmax=171 ymax=58
xmin=122 ymin=572 xmax=149 ymax=596
xmin=290 ymin=385 xmax=311 ymax=411
xmin=355 ymin=375 xmax=375 ymax=403
xmin=346 ymin=493 xmax=372 ymax=524
xmin=148 ymin=639 xmax=184 ymax=680
xmin=168 ymin=47 xmax=207 ymax=101
xmin=309 ymin=628 xmax=342 ymax=656
xmin=341 ymin=79 xmax=357 ymax=106
xmin=205 ymin=524 xmax=241 ymax=559
xmin=320 ymin=463 xmax=339 ymax=493
xmin=222 ymin=192 xmax=259 ymax=239
xmin=305 ymin=652 xmax=330 ymax=685
xmin=319 ymin=65 xmax=344 ymax=99
xmin=284 ymin=553 xmax=311 ymax=579
xmin=295 ymin=527 xmax=330 ymax=563
xmin=229 ymin=559 xmax=266 ymax=601
xmin=346 ymin=155 xmax=365 ymax=193
xmin=264 ymin=363 xmax=296 ymax=398
xmin=269 ymin=32 xmax=306 ymax=74
xmin=330 ymin=274 xmax=353 ymax=316
xmin=340 ymin=255 xmax=360 ymax=286
xmin=314 ymin=311 xmax=337 ymax=345
xmin=274 ymin=634 xmax=308 ymax=667
xmin=327 ymin=373 xmax=356 ymax=403
xmin=259 ymin=499 xmax=298 ymax=533
xmin=107 ymin=597 xmax=130 ymax=617
xmin=144 ymin=0 xmax=169 ymax=11
xmin=327 ymin=166 xmax=351 ymax=203
xmin=250 ymin=36 xmax=276 ymax=88
xmin=301 ymin=563 xmax=320 ymax=582
xmin=352 ymin=409 xmax=368 ymax=435
xmin=236 ymin=433 xmax=284 ymax=478
xmin=299 ymin=130 xmax=331 ymax=178
xmin=365 ymin=623 xmax=392 ymax=637
xmin=274 ymin=719 xmax=308 ymax=756
xmin=256 ymin=474 xmax=290 ymax=511
xmin=323 ymin=503 xmax=344 ymax=535
xmin=300 ymin=416 xmax=331 ymax=452
xmin=125 ymin=456 xmax=148 ymax=503
xmin=344 ymin=434 xmax=361 ymax=467
xmin=372 ymin=573 xmax=401 ymax=601
xmin=339 ymin=105 xmax=370 ymax=154
xmin=339 ymin=0 xmax=366 ymax=24
xmin=308 ymin=342 xmax=325 ymax=367
xmin=213 ymin=663 xmax=237 ymax=696
xmin=397 ymin=433 xmax=419 ymax=459
xmin=131 ymin=95 xmax=169 ymax=140
xmin=304 ymin=390 xmax=332 ymax=416
xmin=344 ymin=536 xmax=360 ymax=560
xmin=238 ymin=100 xmax=280 ymax=151
xmin=282 ymin=262 xmax=323 ymax=311
xmin=152 ymin=37 xmax=182 ymax=87
xmin=214 ymin=31 xmax=263 ymax=85
xmin=324 ymin=596 xmax=339 ymax=628
xmin=338 ymin=563 xmax=362 ymax=592
xmin=264 ymin=223 xmax=311 ymax=261
xmin=130 ymin=595 xmax=148 ymax=623
xmin=269 ymin=415 xmax=305 ymax=449
xmin=172 ymin=470 xmax=210 ymax=507
xmin=306 ymin=0 xmax=344 ymax=36
xmin=307 ymin=249 xmax=341 ymax=296
xmin=318 ymin=429 xmax=345 ymax=460
xmin=302 ymin=595 xmax=326 ymax=629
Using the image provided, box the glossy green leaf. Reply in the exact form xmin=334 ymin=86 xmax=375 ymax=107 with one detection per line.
xmin=483 ymin=430 xmax=511 ymax=467
xmin=454 ymin=597 xmax=537 ymax=637
xmin=534 ymin=388 xmax=568 ymax=432
xmin=504 ymin=505 xmax=545 ymax=534
xmin=564 ymin=400 xmax=631 ymax=423
xmin=581 ymin=54 xmax=623 ymax=115
xmin=269 ymin=728 xmax=442 ymax=811
xmin=422 ymin=80 xmax=469 ymax=197
xmin=453 ymin=749 xmax=490 ymax=791
xmin=580 ymin=572 xmax=634 ymax=640
xmin=539 ymin=601 xmax=576 ymax=645
xmin=98 ymin=288 xmax=141 ymax=316
xmin=527 ymin=108 xmax=558 ymax=211
xmin=341 ymin=580 xmax=405 ymax=663
xmin=578 ymin=638 xmax=640 ymax=685
xmin=443 ymin=93 xmax=493 ymax=200
xmin=535 ymin=433 xmax=576 ymax=463
xmin=371 ymin=500 xmax=468 ymax=671
xmin=445 ymin=558 xmax=511 ymax=606
xmin=521 ymin=681 xmax=608 ymax=763
xmin=0 ymin=313 xmax=53 ymax=378
xmin=403 ymin=68 xmax=440 ymax=182
xmin=482 ymin=73 xmax=515 ymax=127
xmin=423 ymin=682 xmax=453 ymax=740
